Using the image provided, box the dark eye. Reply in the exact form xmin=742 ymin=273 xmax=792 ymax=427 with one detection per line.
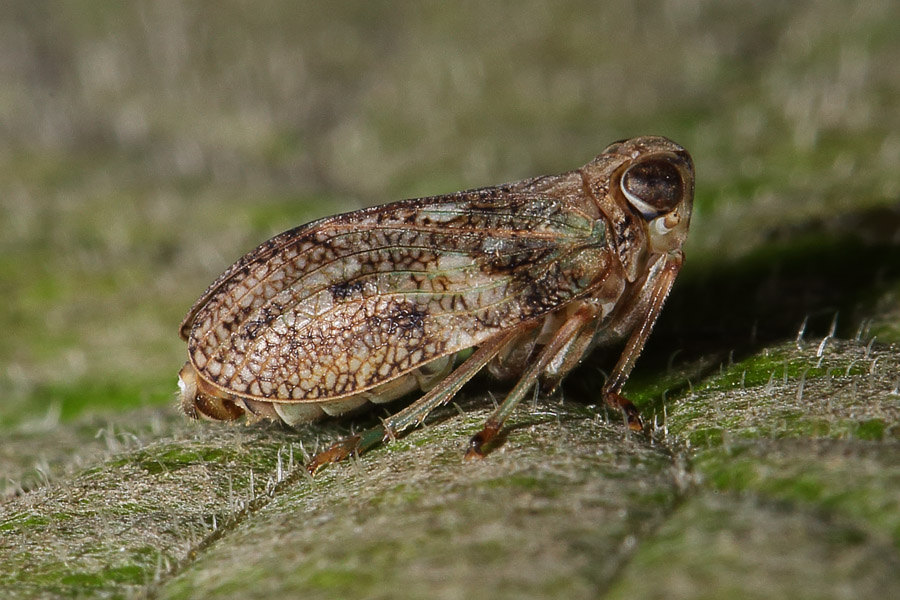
xmin=620 ymin=157 xmax=684 ymax=218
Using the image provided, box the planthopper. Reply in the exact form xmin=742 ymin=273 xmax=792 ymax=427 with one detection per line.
xmin=177 ymin=136 xmax=694 ymax=473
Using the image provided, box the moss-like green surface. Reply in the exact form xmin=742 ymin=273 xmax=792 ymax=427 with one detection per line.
xmin=1 ymin=1 xmax=899 ymax=598
xmin=604 ymin=492 xmax=900 ymax=600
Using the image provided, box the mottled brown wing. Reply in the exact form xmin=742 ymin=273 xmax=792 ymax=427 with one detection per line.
xmin=182 ymin=185 xmax=613 ymax=402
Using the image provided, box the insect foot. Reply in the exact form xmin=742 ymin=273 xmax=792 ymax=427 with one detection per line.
xmin=464 ymin=421 xmax=502 ymax=461
xmin=178 ymin=136 xmax=694 ymax=473
xmin=603 ymin=391 xmax=645 ymax=433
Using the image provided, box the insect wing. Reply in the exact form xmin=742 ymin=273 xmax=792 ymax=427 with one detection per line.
xmin=183 ymin=188 xmax=613 ymax=403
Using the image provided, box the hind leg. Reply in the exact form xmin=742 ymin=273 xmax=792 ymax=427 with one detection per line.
xmin=306 ymin=326 xmax=530 ymax=473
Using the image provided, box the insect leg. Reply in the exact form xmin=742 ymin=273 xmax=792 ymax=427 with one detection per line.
xmin=465 ymin=302 xmax=601 ymax=459
xmin=306 ymin=326 xmax=530 ymax=474
xmin=602 ymin=251 xmax=683 ymax=430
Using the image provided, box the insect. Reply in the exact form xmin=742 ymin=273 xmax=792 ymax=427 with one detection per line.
xmin=177 ymin=136 xmax=694 ymax=473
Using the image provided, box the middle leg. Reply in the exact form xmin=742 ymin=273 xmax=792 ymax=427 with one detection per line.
xmin=465 ymin=300 xmax=603 ymax=458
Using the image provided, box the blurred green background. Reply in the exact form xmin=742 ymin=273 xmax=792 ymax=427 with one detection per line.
xmin=1 ymin=2 xmax=899 ymax=598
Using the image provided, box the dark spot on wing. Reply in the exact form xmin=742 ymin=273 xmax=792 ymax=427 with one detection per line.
xmin=330 ymin=280 xmax=365 ymax=301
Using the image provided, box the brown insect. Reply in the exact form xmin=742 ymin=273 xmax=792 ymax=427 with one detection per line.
xmin=177 ymin=136 xmax=694 ymax=472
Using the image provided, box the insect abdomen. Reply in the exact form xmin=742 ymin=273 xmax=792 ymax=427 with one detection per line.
xmin=179 ymin=352 xmax=456 ymax=426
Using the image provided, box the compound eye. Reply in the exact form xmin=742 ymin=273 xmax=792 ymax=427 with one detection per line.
xmin=620 ymin=157 xmax=684 ymax=219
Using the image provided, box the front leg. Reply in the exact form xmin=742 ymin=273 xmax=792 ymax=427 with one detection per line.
xmin=601 ymin=251 xmax=683 ymax=429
